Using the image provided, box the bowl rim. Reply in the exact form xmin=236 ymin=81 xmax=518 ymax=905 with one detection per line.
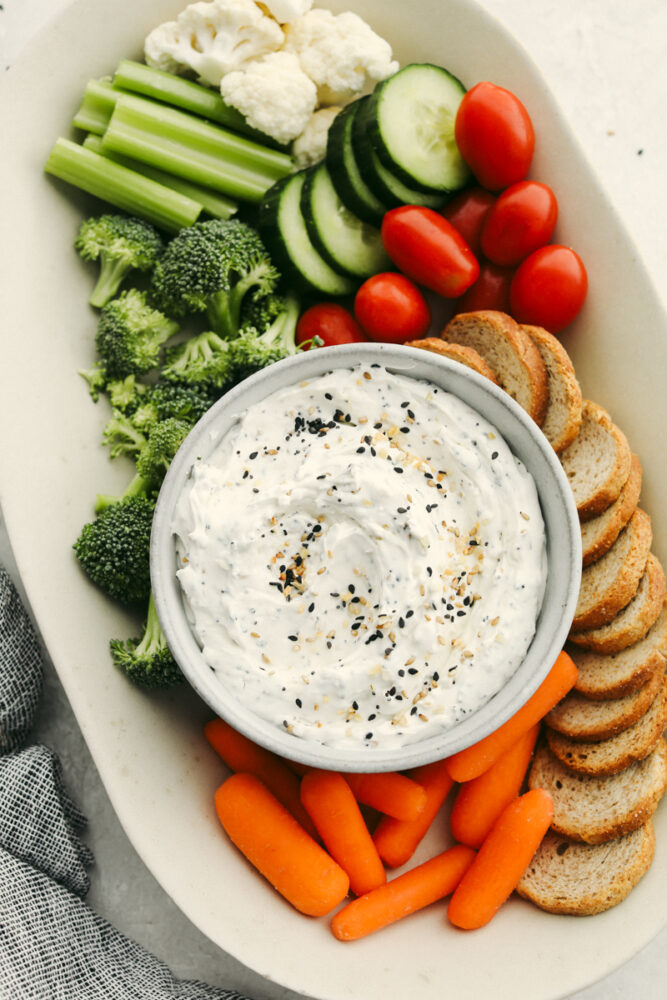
xmin=151 ymin=341 xmax=581 ymax=771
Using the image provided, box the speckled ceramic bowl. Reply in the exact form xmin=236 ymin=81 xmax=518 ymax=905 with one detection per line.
xmin=151 ymin=341 xmax=581 ymax=772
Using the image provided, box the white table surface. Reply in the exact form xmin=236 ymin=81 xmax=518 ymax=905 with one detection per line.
xmin=1 ymin=1 xmax=666 ymax=997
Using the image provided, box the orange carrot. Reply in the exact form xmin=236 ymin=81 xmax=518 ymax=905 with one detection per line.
xmin=447 ymin=788 xmax=554 ymax=929
xmin=204 ymin=717 xmax=317 ymax=838
xmin=446 ymin=651 xmax=578 ymax=783
xmin=214 ymin=772 xmax=349 ymax=917
xmin=332 ymin=844 xmax=475 ymax=941
xmin=373 ymin=758 xmax=454 ymax=868
xmin=345 ymin=771 xmax=428 ymax=821
xmin=301 ymin=769 xmax=386 ymax=896
xmin=449 ymin=724 xmax=540 ymax=849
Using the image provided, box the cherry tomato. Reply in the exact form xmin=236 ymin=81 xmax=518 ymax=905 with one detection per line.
xmin=455 ymin=82 xmax=535 ymax=192
xmin=509 ymin=245 xmax=588 ymax=332
xmin=296 ymin=303 xmax=368 ymax=348
xmin=354 ymin=273 xmax=431 ymax=344
xmin=455 ymin=261 xmax=515 ymax=314
xmin=381 ymin=206 xmax=479 ymax=298
xmin=481 ymin=181 xmax=558 ymax=267
xmin=440 ymin=187 xmax=496 ymax=258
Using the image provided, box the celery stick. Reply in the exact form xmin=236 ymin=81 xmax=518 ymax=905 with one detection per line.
xmin=82 ymin=134 xmax=238 ymax=220
xmin=112 ymin=60 xmax=252 ymax=134
xmin=45 ymin=138 xmax=202 ymax=232
xmin=72 ymin=78 xmax=117 ymax=135
xmin=102 ymin=94 xmax=293 ymax=204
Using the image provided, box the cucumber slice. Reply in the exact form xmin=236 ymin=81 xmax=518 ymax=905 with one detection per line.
xmin=258 ymin=172 xmax=358 ymax=297
xmin=351 ymin=98 xmax=449 ymax=210
xmin=363 ymin=63 xmax=471 ymax=194
xmin=325 ymin=100 xmax=388 ymax=228
xmin=302 ymin=164 xmax=391 ymax=278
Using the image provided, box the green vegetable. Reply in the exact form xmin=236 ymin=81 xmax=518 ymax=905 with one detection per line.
xmin=95 ymin=288 xmax=179 ymax=378
xmin=75 ymin=214 xmax=166 ymax=308
xmin=150 ymin=218 xmax=279 ymax=337
xmin=82 ymin=134 xmax=238 ymax=221
xmin=102 ymin=93 xmax=293 ymax=203
xmin=161 ymin=330 xmax=236 ymax=395
xmin=73 ymin=495 xmax=155 ymax=606
xmin=72 ymin=77 xmax=117 ymax=135
xmin=46 ymin=139 xmax=203 ymax=233
xmin=110 ymin=592 xmax=183 ymax=688
xmin=96 ymin=416 xmax=192 ymax=510
xmin=231 ymin=293 xmax=301 ymax=381
xmin=131 ymin=382 xmax=216 ymax=431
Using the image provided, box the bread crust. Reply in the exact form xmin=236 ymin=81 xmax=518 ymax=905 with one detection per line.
xmin=571 ymin=508 xmax=652 ymax=631
xmin=521 ymin=323 xmax=583 ymax=453
xmin=580 ymin=453 xmax=642 ymax=567
xmin=404 ymin=338 xmax=499 ymax=383
xmin=559 ymin=400 xmax=632 ymax=521
xmin=441 ymin=310 xmax=548 ymax=423
xmin=570 ymin=554 xmax=666 ymax=654
xmin=517 ymin=824 xmax=655 ymax=916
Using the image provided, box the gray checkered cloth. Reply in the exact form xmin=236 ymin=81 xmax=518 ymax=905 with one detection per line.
xmin=0 ymin=566 xmax=248 ymax=1000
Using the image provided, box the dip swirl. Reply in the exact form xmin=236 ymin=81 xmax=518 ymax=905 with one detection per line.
xmin=173 ymin=363 xmax=547 ymax=750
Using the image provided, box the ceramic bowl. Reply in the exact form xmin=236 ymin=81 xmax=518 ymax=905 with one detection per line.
xmin=151 ymin=341 xmax=581 ymax=772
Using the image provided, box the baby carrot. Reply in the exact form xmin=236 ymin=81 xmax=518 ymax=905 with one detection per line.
xmin=373 ymin=758 xmax=454 ymax=868
xmin=214 ymin=772 xmax=349 ymax=917
xmin=447 ymin=788 xmax=554 ymax=929
xmin=204 ymin=717 xmax=317 ymax=838
xmin=301 ymin=769 xmax=386 ymax=896
xmin=345 ymin=771 xmax=428 ymax=821
xmin=446 ymin=651 xmax=578 ymax=783
xmin=449 ymin=724 xmax=540 ymax=848
xmin=332 ymin=844 xmax=475 ymax=941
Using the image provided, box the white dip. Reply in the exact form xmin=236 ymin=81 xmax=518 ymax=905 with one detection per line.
xmin=173 ymin=363 xmax=547 ymax=750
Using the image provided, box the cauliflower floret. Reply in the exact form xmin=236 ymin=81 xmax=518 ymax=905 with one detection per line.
xmin=144 ymin=0 xmax=284 ymax=88
xmin=258 ymin=0 xmax=313 ymax=24
xmin=283 ymin=9 xmax=399 ymax=105
xmin=221 ymin=50 xmax=317 ymax=144
xmin=291 ymin=106 xmax=341 ymax=168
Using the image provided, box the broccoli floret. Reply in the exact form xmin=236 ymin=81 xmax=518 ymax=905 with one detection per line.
xmin=105 ymin=374 xmax=151 ymax=414
xmin=240 ymin=290 xmax=289 ymax=334
xmin=161 ymin=329 xmax=237 ymax=395
xmin=135 ymin=416 xmax=192 ymax=494
xmin=95 ymin=289 xmax=179 ymax=379
xmin=75 ymin=213 xmax=165 ymax=308
xmin=102 ymin=409 xmax=148 ymax=460
xmin=78 ymin=364 xmax=108 ymax=401
xmin=231 ymin=293 xmax=301 ymax=382
xmin=110 ymin=592 xmax=183 ymax=688
xmin=132 ymin=382 xmax=216 ymax=432
xmin=73 ymin=495 xmax=155 ymax=606
xmin=150 ymin=219 xmax=280 ymax=338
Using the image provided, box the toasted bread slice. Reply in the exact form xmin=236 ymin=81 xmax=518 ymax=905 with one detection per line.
xmin=405 ymin=338 xmax=499 ymax=383
xmin=441 ymin=310 xmax=548 ymax=423
xmin=580 ymin=454 xmax=642 ymax=567
xmin=546 ymin=678 xmax=667 ymax=776
xmin=569 ymin=604 xmax=667 ymax=700
xmin=517 ymin=823 xmax=655 ymax=916
xmin=570 ymin=554 xmax=666 ymax=653
xmin=545 ymin=663 xmax=663 ymax=742
xmin=528 ymin=738 xmax=667 ymax=844
xmin=559 ymin=400 xmax=632 ymax=521
xmin=571 ymin=508 xmax=652 ymax=631
xmin=521 ymin=324 xmax=582 ymax=453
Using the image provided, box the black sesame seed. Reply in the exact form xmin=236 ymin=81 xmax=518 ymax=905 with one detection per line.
xmin=288 ymin=634 xmax=298 ymax=641
xmin=249 ymin=451 xmax=258 ymax=459
xmin=365 ymin=732 xmax=373 ymax=740
xmin=295 ymin=698 xmax=302 ymax=708
xmin=393 ymin=466 xmax=404 ymax=474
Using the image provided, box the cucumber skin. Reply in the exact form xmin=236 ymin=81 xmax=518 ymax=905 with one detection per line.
xmin=325 ymin=101 xmax=388 ymax=229
xmin=351 ymin=98 xmax=449 ymax=211
xmin=258 ymin=175 xmax=357 ymax=298
xmin=361 ymin=64 xmax=470 ymax=195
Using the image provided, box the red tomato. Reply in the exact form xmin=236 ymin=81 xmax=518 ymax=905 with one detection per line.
xmin=296 ymin=303 xmax=368 ymax=348
xmin=440 ymin=187 xmax=496 ymax=258
xmin=481 ymin=181 xmax=558 ymax=267
xmin=509 ymin=245 xmax=588 ymax=332
xmin=354 ymin=273 xmax=431 ymax=344
xmin=455 ymin=261 xmax=515 ymax=314
xmin=381 ymin=206 xmax=479 ymax=298
xmin=455 ymin=82 xmax=535 ymax=192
